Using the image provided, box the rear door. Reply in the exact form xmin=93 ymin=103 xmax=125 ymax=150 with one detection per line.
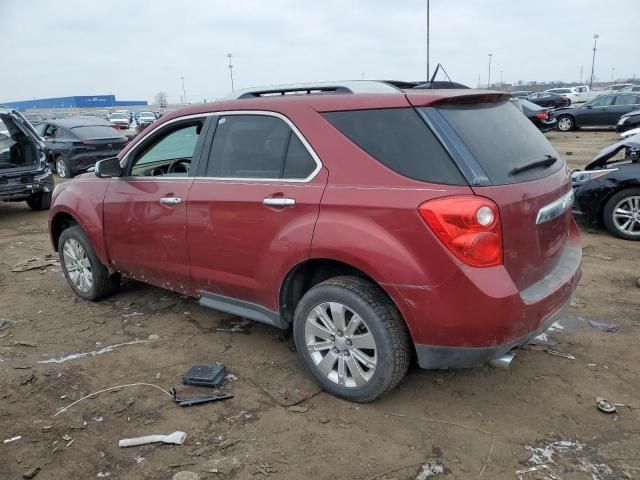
xmin=409 ymin=96 xmax=574 ymax=292
xmin=103 ymin=116 xmax=210 ymax=293
xmin=609 ymin=95 xmax=640 ymax=123
xmin=187 ymin=112 xmax=326 ymax=316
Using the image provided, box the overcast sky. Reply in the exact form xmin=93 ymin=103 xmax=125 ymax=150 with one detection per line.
xmin=1 ymin=0 xmax=638 ymax=103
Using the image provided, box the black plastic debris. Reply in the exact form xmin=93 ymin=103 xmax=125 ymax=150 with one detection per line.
xmin=182 ymin=364 xmax=227 ymax=388
xmin=170 ymin=388 xmax=233 ymax=407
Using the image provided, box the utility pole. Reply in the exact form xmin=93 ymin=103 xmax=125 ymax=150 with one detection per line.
xmin=611 ymin=66 xmax=615 ymax=83
xmin=426 ymin=0 xmax=430 ymax=80
xmin=500 ymin=70 xmax=503 ymax=88
xmin=589 ymin=34 xmax=599 ymax=90
xmin=180 ymin=76 xmax=187 ymax=105
xmin=227 ymin=53 xmax=235 ymax=91
xmin=487 ymin=53 xmax=493 ymax=88
xmin=580 ymin=66 xmax=583 ymax=84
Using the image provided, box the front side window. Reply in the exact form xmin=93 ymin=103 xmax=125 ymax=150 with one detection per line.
xmin=130 ymin=122 xmax=202 ymax=177
xmin=205 ymin=114 xmax=316 ymax=180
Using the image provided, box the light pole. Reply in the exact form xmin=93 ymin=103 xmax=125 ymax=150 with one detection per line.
xmin=579 ymin=66 xmax=583 ymax=84
xmin=589 ymin=34 xmax=599 ymax=90
xmin=227 ymin=53 xmax=235 ymax=91
xmin=487 ymin=53 xmax=493 ymax=88
xmin=500 ymin=70 xmax=503 ymax=88
xmin=426 ymin=0 xmax=430 ymax=79
xmin=611 ymin=66 xmax=615 ymax=83
xmin=180 ymin=76 xmax=187 ymax=105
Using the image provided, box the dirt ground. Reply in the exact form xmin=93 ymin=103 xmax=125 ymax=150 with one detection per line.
xmin=1 ymin=130 xmax=639 ymax=480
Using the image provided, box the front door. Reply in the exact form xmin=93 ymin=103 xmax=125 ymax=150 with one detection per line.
xmin=187 ymin=112 xmax=327 ymax=314
xmin=578 ymin=95 xmax=615 ymax=125
xmin=103 ymin=117 xmax=209 ymax=294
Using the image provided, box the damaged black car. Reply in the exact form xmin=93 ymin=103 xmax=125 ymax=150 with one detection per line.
xmin=572 ymin=132 xmax=640 ymax=240
xmin=0 ymin=108 xmax=53 ymax=210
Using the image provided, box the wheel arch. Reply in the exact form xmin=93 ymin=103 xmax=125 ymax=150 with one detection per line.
xmin=50 ymin=211 xmax=80 ymax=252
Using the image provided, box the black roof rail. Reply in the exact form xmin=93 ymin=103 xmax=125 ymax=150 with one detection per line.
xmin=237 ymin=85 xmax=352 ymax=99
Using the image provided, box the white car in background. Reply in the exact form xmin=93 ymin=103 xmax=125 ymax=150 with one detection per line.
xmin=545 ymin=86 xmax=589 ymax=104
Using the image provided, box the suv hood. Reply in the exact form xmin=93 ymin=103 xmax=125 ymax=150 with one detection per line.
xmin=586 ymin=132 xmax=640 ymax=169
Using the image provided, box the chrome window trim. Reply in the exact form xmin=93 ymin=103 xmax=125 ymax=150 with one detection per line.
xmin=536 ymin=190 xmax=574 ymax=225
xmin=121 ymin=110 xmax=323 ymax=183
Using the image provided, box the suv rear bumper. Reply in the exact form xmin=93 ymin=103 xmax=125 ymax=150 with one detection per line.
xmin=414 ymin=295 xmax=572 ymax=368
xmin=0 ymin=170 xmax=54 ymax=201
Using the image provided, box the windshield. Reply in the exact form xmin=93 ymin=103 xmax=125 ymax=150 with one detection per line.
xmin=110 ymin=113 xmax=127 ymax=119
xmin=433 ymin=101 xmax=561 ymax=185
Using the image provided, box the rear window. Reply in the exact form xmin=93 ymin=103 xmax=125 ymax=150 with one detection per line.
xmin=71 ymin=126 xmax=124 ymax=139
xmin=322 ymin=108 xmax=465 ymax=185
xmin=434 ymin=101 xmax=561 ymax=185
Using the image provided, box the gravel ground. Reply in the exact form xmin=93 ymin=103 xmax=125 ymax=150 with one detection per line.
xmin=0 ymin=129 xmax=639 ymax=480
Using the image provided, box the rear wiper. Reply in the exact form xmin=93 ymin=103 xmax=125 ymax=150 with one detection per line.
xmin=510 ymin=155 xmax=557 ymax=175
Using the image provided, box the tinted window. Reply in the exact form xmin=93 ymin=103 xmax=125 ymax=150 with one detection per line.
xmin=323 ymin=108 xmax=464 ymax=185
xmin=283 ymin=134 xmax=316 ymax=179
xmin=206 ymin=115 xmax=291 ymax=179
xmin=72 ymin=126 xmax=123 ymax=139
xmin=55 ymin=127 xmax=73 ymax=139
xmin=435 ymin=101 xmax=560 ymax=185
xmin=614 ymin=95 xmax=640 ymax=106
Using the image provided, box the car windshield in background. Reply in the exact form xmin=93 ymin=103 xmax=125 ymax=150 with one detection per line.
xmin=110 ymin=113 xmax=127 ymax=119
xmin=71 ymin=126 xmax=124 ymax=139
xmin=549 ymin=88 xmax=571 ymax=93
xmin=434 ymin=101 xmax=561 ymax=185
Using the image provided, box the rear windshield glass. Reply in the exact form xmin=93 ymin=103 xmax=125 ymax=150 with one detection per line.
xmin=434 ymin=101 xmax=561 ymax=185
xmin=323 ymin=108 xmax=465 ymax=185
xmin=71 ymin=126 xmax=123 ymax=139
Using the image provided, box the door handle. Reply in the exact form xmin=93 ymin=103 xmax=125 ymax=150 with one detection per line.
xmin=160 ymin=196 xmax=182 ymax=205
xmin=263 ymin=197 xmax=295 ymax=207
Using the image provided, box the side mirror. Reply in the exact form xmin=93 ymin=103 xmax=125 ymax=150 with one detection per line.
xmin=95 ymin=157 xmax=122 ymax=178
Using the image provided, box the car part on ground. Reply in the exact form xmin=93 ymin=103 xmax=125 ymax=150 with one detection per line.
xmin=572 ymin=133 xmax=640 ymax=240
xmin=555 ymin=93 xmax=640 ymax=131
xmin=0 ymin=108 xmax=54 ymax=210
xmin=49 ymin=81 xmax=581 ymax=401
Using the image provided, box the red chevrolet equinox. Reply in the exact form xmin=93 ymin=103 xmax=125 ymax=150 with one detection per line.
xmin=49 ymin=82 xmax=581 ymax=402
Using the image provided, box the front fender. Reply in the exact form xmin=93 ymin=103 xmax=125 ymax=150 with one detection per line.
xmin=49 ymin=176 xmax=110 ymax=265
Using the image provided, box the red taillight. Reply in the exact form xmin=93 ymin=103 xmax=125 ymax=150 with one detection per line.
xmin=418 ymin=196 xmax=503 ymax=267
xmin=535 ymin=112 xmax=548 ymax=120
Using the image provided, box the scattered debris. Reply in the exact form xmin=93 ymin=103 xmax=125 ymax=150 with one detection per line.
xmin=119 ymin=431 xmax=187 ymax=447
xmin=216 ymin=318 xmax=252 ymax=333
xmin=172 ymin=389 xmax=233 ymax=407
xmin=182 ymin=363 xmax=227 ymax=387
xmin=525 ymin=439 xmax=584 ymax=465
xmin=11 ymin=255 xmax=59 ymax=272
xmin=515 ymin=465 xmax=560 ymax=480
xmin=62 ymin=434 xmax=72 ymax=441
xmin=113 ymin=397 xmax=136 ymax=414
xmin=54 ymin=383 xmax=174 ymax=417
xmin=135 ymin=455 xmax=145 ymax=464
xmin=96 ymin=472 xmax=111 ymax=477
xmin=545 ymin=349 xmax=575 ymax=360
xmin=0 ymin=318 xmax=13 ymax=330
xmin=595 ymin=397 xmax=617 ymax=414
xmin=286 ymin=405 xmax=308 ymax=413
xmin=416 ymin=461 xmax=445 ymax=479
xmin=38 ymin=340 xmax=150 ymax=364
xmin=10 ymin=340 xmax=38 ymax=347
xmin=4 ymin=435 xmax=21 ymax=444
xmin=588 ymin=319 xmax=619 ymax=332
xmin=147 ymin=334 xmax=160 ymax=340
xmin=22 ymin=466 xmax=41 ymax=479
xmin=172 ymin=472 xmax=199 ymax=480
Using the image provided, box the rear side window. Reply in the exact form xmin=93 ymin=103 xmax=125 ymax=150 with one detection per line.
xmin=434 ymin=101 xmax=560 ymax=185
xmin=322 ymin=108 xmax=465 ymax=185
xmin=206 ymin=115 xmax=317 ymax=180
xmin=72 ymin=126 xmax=123 ymax=139
xmin=614 ymin=95 xmax=640 ymax=106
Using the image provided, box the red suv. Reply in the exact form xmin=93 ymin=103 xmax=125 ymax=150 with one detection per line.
xmin=49 ymin=82 xmax=581 ymax=402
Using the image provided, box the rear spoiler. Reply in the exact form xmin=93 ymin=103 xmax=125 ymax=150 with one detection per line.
xmin=406 ymin=91 xmax=511 ymax=107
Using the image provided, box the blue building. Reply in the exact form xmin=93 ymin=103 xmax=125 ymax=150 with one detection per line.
xmin=1 ymin=95 xmax=147 ymax=111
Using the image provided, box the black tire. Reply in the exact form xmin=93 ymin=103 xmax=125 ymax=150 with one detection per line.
xmin=293 ymin=276 xmax=411 ymax=402
xmin=55 ymin=156 xmax=74 ymax=178
xmin=58 ymin=225 xmax=120 ymax=300
xmin=26 ymin=191 xmax=52 ymax=211
xmin=557 ymin=115 xmax=575 ymax=132
xmin=602 ymin=188 xmax=640 ymax=241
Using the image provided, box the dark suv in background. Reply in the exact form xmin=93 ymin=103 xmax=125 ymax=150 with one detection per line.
xmin=34 ymin=117 xmax=128 ymax=178
xmin=0 ymin=108 xmax=53 ymax=210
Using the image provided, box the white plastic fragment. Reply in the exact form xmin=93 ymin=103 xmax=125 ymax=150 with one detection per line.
xmin=4 ymin=435 xmax=21 ymax=443
xmin=119 ymin=431 xmax=187 ymax=448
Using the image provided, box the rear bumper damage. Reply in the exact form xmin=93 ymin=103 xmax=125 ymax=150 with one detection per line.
xmin=0 ymin=169 xmax=54 ymax=201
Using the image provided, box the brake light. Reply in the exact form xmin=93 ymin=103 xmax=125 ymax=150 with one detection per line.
xmin=418 ymin=196 xmax=503 ymax=267
xmin=535 ymin=112 xmax=549 ymax=120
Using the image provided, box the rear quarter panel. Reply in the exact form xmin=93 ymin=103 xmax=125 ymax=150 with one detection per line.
xmin=49 ymin=175 xmax=110 ymax=264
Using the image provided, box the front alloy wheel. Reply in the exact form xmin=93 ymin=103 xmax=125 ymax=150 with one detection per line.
xmin=62 ymin=238 xmax=93 ymax=293
xmin=604 ymin=189 xmax=640 ymax=240
xmin=305 ymin=302 xmax=377 ymax=388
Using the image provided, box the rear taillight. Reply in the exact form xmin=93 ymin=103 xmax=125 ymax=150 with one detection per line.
xmin=418 ymin=196 xmax=503 ymax=267
xmin=535 ymin=112 xmax=548 ymax=120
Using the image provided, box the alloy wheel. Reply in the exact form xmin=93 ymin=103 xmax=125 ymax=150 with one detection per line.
xmin=612 ymin=195 xmax=640 ymax=237
xmin=63 ymin=238 xmax=93 ymax=293
xmin=558 ymin=117 xmax=573 ymax=131
xmin=304 ymin=302 xmax=377 ymax=388
xmin=56 ymin=158 xmax=68 ymax=178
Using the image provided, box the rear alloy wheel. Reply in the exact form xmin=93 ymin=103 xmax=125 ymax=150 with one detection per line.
xmin=293 ymin=276 xmax=411 ymax=402
xmin=603 ymin=188 xmax=640 ymax=240
xmin=58 ymin=225 xmax=120 ymax=300
xmin=55 ymin=156 xmax=73 ymax=178
xmin=557 ymin=115 xmax=575 ymax=132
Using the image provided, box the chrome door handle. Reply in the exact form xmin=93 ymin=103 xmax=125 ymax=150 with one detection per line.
xmin=160 ymin=196 xmax=182 ymax=205
xmin=263 ymin=197 xmax=295 ymax=207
